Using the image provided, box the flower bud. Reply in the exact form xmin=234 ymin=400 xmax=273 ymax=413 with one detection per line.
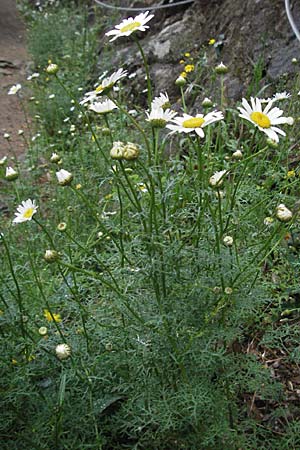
xmin=56 ymin=169 xmax=73 ymax=186
xmin=209 ymin=170 xmax=226 ymax=188
xmin=276 ymin=204 xmax=293 ymax=222
xmin=232 ymin=149 xmax=243 ymax=160
xmin=215 ymin=62 xmax=228 ymax=74
xmin=123 ymin=142 xmax=140 ymax=161
xmin=50 ymin=152 xmax=61 ymax=163
xmin=202 ymin=97 xmax=213 ymax=108
xmin=0 ymin=156 xmax=7 ymax=166
xmin=38 ymin=326 xmax=48 ymax=336
xmin=44 ymin=249 xmax=60 ymax=263
xmin=266 ymin=138 xmax=278 ymax=149
xmin=55 ymin=343 xmax=71 ymax=360
xmin=46 ymin=63 xmax=59 ymax=75
xmin=57 ymin=222 xmax=67 ymax=232
xmin=5 ymin=167 xmax=19 ymax=181
xmin=110 ymin=141 xmax=125 ymax=160
xmin=102 ymin=127 xmax=111 ymax=136
xmin=3 ymin=133 xmax=10 ymax=140
xmin=175 ymin=75 xmax=187 ymax=87
xmin=223 ymin=235 xmax=234 ymax=247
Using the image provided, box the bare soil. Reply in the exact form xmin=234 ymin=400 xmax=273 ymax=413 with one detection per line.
xmin=0 ymin=0 xmax=29 ymax=159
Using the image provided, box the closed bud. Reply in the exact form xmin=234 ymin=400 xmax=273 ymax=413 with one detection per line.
xmin=223 ymin=235 xmax=234 ymax=247
xmin=110 ymin=141 xmax=125 ymax=160
xmin=209 ymin=170 xmax=226 ymax=188
xmin=215 ymin=62 xmax=228 ymax=74
xmin=123 ymin=142 xmax=140 ymax=161
xmin=38 ymin=326 xmax=48 ymax=336
xmin=44 ymin=249 xmax=59 ymax=263
xmin=50 ymin=152 xmax=61 ymax=163
xmin=175 ymin=75 xmax=187 ymax=87
xmin=56 ymin=169 xmax=73 ymax=186
xmin=276 ymin=204 xmax=293 ymax=222
xmin=5 ymin=167 xmax=19 ymax=181
xmin=55 ymin=343 xmax=71 ymax=360
xmin=232 ymin=149 xmax=243 ymax=160
xmin=46 ymin=63 xmax=59 ymax=75
xmin=202 ymin=97 xmax=213 ymax=108
xmin=57 ymin=222 xmax=67 ymax=232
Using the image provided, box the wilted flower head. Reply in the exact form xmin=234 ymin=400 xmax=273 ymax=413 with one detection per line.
xmin=80 ymin=69 xmax=127 ymax=104
xmin=272 ymin=91 xmax=291 ymax=102
xmin=8 ymin=84 xmax=22 ymax=95
xmin=13 ymin=199 xmax=38 ymax=224
xmin=151 ymin=92 xmax=171 ymax=110
xmin=5 ymin=167 xmax=18 ymax=181
xmin=238 ymin=97 xmax=292 ymax=142
xmin=209 ymin=170 xmax=227 ymax=188
xmin=55 ymin=343 xmax=71 ymax=360
xmin=89 ymin=99 xmax=118 ymax=114
xmin=146 ymin=106 xmax=177 ymax=128
xmin=105 ymin=11 xmax=154 ymax=42
xmin=276 ymin=204 xmax=293 ymax=222
xmin=56 ymin=169 xmax=73 ymax=186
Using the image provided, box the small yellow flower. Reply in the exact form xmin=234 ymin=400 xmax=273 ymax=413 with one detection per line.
xmin=209 ymin=38 xmax=216 ymax=45
xmin=184 ymin=64 xmax=195 ymax=73
xmin=184 ymin=52 xmax=191 ymax=57
xmin=179 ymin=59 xmax=185 ymax=64
xmin=76 ymin=183 xmax=82 ymax=189
xmin=105 ymin=193 xmax=113 ymax=200
xmin=180 ymin=71 xmax=187 ymax=78
xmin=44 ymin=309 xmax=62 ymax=323
xmin=12 ymin=359 xmax=18 ymax=365
xmin=286 ymin=170 xmax=296 ymax=178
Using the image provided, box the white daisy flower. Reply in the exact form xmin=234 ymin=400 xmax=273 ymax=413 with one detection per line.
xmin=238 ymin=97 xmax=292 ymax=142
xmin=8 ymin=84 xmax=22 ymax=95
xmin=151 ymin=92 xmax=170 ymax=110
xmin=166 ymin=111 xmax=224 ymax=138
xmin=80 ymin=68 xmax=127 ymax=104
xmin=89 ymin=99 xmax=118 ymax=114
xmin=56 ymin=169 xmax=73 ymax=186
xmin=272 ymin=91 xmax=291 ymax=102
xmin=105 ymin=11 xmax=154 ymax=42
xmin=13 ymin=199 xmax=38 ymax=224
xmin=27 ymin=72 xmax=40 ymax=81
xmin=146 ymin=106 xmax=177 ymax=128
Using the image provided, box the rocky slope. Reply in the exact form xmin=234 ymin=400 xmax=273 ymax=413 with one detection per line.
xmin=100 ymin=0 xmax=300 ymax=106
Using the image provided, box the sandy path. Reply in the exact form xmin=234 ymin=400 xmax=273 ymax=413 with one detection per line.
xmin=0 ymin=0 xmax=29 ymax=159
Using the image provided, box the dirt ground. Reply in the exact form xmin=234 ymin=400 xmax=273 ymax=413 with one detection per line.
xmin=0 ymin=0 xmax=29 ymax=159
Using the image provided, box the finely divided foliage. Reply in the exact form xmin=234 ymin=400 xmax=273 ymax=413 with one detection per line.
xmin=2 ymin=2 xmax=300 ymax=449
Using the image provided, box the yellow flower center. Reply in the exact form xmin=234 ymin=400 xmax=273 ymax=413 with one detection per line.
xmin=95 ymin=84 xmax=103 ymax=93
xmin=120 ymin=21 xmax=141 ymax=33
xmin=250 ymin=111 xmax=271 ymax=128
xmin=182 ymin=117 xmax=205 ymax=128
xmin=23 ymin=208 xmax=34 ymax=219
